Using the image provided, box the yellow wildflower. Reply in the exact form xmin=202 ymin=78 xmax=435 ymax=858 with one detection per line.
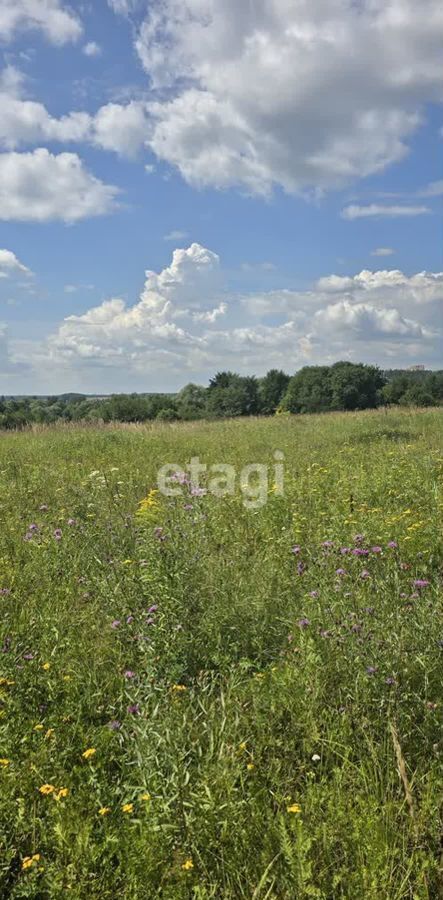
xmin=55 ymin=787 xmax=69 ymax=801
xmin=287 ymin=803 xmax=302 ymax=814
xmin=82 ymin=747 xmax=96 ymax=760
xmin=140 ymin=792 xmax=151 ymax=801
xmin=99 ymin=806 xmax=111 ymax=816
xmin=42 ymin=662 xmax=50 ymax=671
xmin=171 ymin=684 xmax=187 ymax=692
xmin=45 ymin=728 xmax=54 ymax=739
xmin=22 ymin=854 xmax=40 ymax=870
xmin=247 ymin=762 xmax=255 ymax=771
xmin=122 ymin=803 xmax=133 ymax=814
xmin=0 ymin=758 xmax=10 ymax=767
xmin=238 ymin=741 xmax=247 ymax=752
xmin=39 ymin=784 xmax=55 ymax=795
xmin=0 ymin=677 xmax=14 ymax=686
xmin=181 ymin=858 xmax=194 ymax=871
xmin=33 ymin=724 xmax=44 ymax=732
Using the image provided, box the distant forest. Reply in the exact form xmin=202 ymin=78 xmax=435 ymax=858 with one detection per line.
xmin=1 ymin=363 xmax=442 ymax=429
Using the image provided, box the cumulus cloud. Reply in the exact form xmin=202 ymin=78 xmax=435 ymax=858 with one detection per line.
xmin=126 ymin=0 xmax=443 ymax=194
xmin=342 ymin=204 xmax=431 ymax=219
xmin=14 ymin=244 xmax=440 ymax=388
xmin=82 ymin=41 xmax=101 ymax=57
xmin=0 ymin=0 xmax=82 ymax=44
xmin=0 ymin=248 xmax=31 ymax=277
xmin=0 ymin=149 xmax=119 ymax=223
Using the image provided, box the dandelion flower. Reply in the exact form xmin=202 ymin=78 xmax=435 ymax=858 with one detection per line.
xmin=140 ymin=793 xmax=151 ymax=801
xmin=33 ymin=724 xmax=44 ymax=731
xmin=22 ymin=854 xmax=40 ymax=870
xmin=181 ymin=858 xmax=194 ymax=871
xmin=247 ymin=762 xmax=255 ymax=771
xmin=45 ymin=728 xmax=54 ymax=739
xmin=122 ymin=803 xmax=133 ymax=814
xmin=287 ymin=803 xmax=302 ymax=814
xmin=0 ymin=758 xmax=10 ymax=767
xmin=82 ymin=748 xmax=96 ymax=760
xmin=171 ymin=684 xmax=187 ymax=692
xmin=99 ymin=806 xmax=111 ymax=816
xmin=39 ymin=784 xmax=55 ymax=795
xmin=42 ymin=662 xmax=51 ymax=671
xmin=55 ymin=787 xmax=69 ymax=800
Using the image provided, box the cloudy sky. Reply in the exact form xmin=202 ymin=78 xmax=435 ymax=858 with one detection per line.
xmin=0 ymin=0 xmax=442 ymax=394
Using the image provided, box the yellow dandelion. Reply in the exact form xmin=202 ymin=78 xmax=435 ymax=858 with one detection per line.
xmin=55 ymin=787 xmax=69 ymax=801
xmin=82 ymin=747 xmax=96 ymax=760
xmin=42 ymin=662 xmax=50 ymax=671
xmin=287 ymin=803 xmax=302 ymax=814
xmin=171 ymin=684 xmax=187 ymax=692
xmin=99 ymin=806 xmax=111 ymax=816
xmin=238 ymin=741 xmax=247 ymax=752
xmin=247 ymin=762 xmax=255 ymax=771
xmin=181 ymin=858 xmax=194 ymax=871
xmin=140 ymin=792 xmax=151 ymax=801
xmin=45 ymin=728 xmax=54 ymax=739
xmin=33 ymin=724 xmax=44 ymax=732
xmin=0 ymin=758 xmax=10 ymax=767
xmin=122 ymin=803 xmax=133 ymax=814
xmin=39 ymin=784 xmax=55 ymax=795
xmin=22 ymin=854 xmax=40 ymax=870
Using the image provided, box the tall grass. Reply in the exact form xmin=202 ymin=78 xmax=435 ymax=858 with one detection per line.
xmin=0 ymin=407 xmax=442 ymax=898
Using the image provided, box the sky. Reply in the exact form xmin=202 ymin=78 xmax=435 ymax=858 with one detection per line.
xmin=0 ymin=0 xmax=442 ymax=395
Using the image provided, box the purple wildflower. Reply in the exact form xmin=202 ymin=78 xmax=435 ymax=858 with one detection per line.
xmin=366 ymin=665 xmax=377 ymax=675
xmin=67 ymin=518 xmax=77 ymax=526
xmin=145 ymin=617 xmax=155 ymax=626
xmin=309 ymin=590 xmax=319 ymax=599
xmin=297 ymin=562 xmax=306 ymax=575
xmin=124 ymin=670 xmax=135 ymax=679
xmin=127 ymin=703 xmax=140 ymax=715
xmin=340 ymin=547 xmax=351 ymax=555
xmin=354 ymin=533 xmax=365 ymax=544
xmin=190 ymin=486 xmax=207 ymax=497
xmin=385 ymin=676 xmax=396 ymax=685
xmin=0 ymin=588 xmax=11 ymax=596
xmin=126 ymin=615 xmax=134 ymax=624
xmin=23 ymin=532 xmax=33 ymax=542
xmin=360 ymin=569 xmax=370 ymax=579
xmin=371 ymin=546 xmax=382 ymax=554
xmin=335 ymin=568 xmax=347 ymax=577
xmin=28 ymin=523 xmax=39 ymax=532
xmin=53 ymin=528 xmax=62 ymax=541
xmin=322 ymin=540 xmax=334 ymax=549
xmin=111 ymin=619 xmax=121 ymax=629
xmin=147 ymin=605 xmax=158 ymax=614
xmin=413 ymin=579 xmax=430 ymax=589
xmin=23 ymin=652 xmax=35 ymax=660
xmin=291 ymin=545 xmax=301 ymax=555
xmin=107 ymin=720 xmax=121 ymax=730
xmin=297 ymin=617 xmax=310 ymax=629
xmin=183 ymin=504 xmax=193 ymax=510
xmin=352 ymin=548 xmax=369 ymax=557
xmin=387 ymin=540 xmax=398 ymax=549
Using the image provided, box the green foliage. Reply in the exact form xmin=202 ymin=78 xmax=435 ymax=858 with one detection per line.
xmin=0 ymin=408 xmax=442 ymax=897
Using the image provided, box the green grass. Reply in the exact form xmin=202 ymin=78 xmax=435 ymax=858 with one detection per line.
xmin=0 ymin=407 xmax=442 ymax=898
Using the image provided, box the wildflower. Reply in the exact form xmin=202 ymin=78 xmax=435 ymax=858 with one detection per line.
xmin=247 ymin=762 xmax=255 ymax=770
xmin=291 ymin=545 xmax=301 ymax=555
xmin=124 ymin=670 xmax=135 ymax=679
xmin=387 ymin=540 xmax=398 ymax=549
xmin=23 ymin=652 xmax=35 ymax=660
xmin=171 ymin=684 xmax=187 ymax=692
xmin=140 ymin=792 xmax=151 ymax=801
xmin=322 ymin=540 xmax=334 ymax=549
xmin=39 ymin=784 xmax=55 ymax=794
xmin=42 ymin=662 xmax=50 ymax=671
xmin=309 ymin=590 xmax=319 ymax=598
xmin=366 ymin=666 xmax=377 ymax=676
xmin=0 ymin=758 xmax=10 ymax=767
xmin=55 ymin=787 xmax=69 ymax=800
xmin=53 ymin=529 xmax=62 ymax=541
xmin=107 ymin=720 xmax=121 ymax=731
xmin=147 ymin=605 xmax=158 ymax=613
xmin=238 ymin=741 xmax=247 ymax=752
xmin=22 ymin=854 xmax=40 ymax=870
xmin=287 ymin=803 xmax=302 ymax=814
xmin=33 ymin=724 xmax=44 ymax=731
xmin=45 ymin=729 xmax=54 ymax=739
xmin=99 ymin=806 xmax=111 ymax=816
xmin=67 ymin=518 xmax=76 ymax=526
xmin=385 ymin=676 xmax=396 ymax=685
xmin=335 ymin=568 xmax=347 ymax=577
xmin=297 ymin=561 xmax=306 ymax=575
xmin=111 ymin=620 xmax=121 ymax=629
xmin=181 ymin=859 xmax=194 ymax=871
xmin=122 ymin=803 xmax=133 ymax=814
xmin=360 ymin=569 xmax=370 ymax=579
xmin=413 ymin=579 xmax=430 ymax=589
xmin=126 ymin=615 xmax=134 ymax=624
xmin=371 ymin=546 xmax=382 ymax=554
xmin=311 ymin=753 xmax=321 ymax=762
xmin=82 ymin=748 xmax=96 ymax=760
xmin=39 ymin=504 xmax=48 ymax=511
xmin=297 ymin=617 xmax=310 ymax=629
xmin=127 ymin=704 xmax=140 ymax=715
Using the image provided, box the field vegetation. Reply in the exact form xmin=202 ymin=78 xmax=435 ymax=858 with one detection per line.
xmin=0 ymin=407 xmax=442 ymax=898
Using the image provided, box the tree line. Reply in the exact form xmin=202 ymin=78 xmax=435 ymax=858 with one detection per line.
xmin=0 ymin=363 xmax=442 ymax=429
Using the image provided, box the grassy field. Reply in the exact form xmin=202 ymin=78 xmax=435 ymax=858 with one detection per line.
xmin=0 ymin=407 xmax=442 ymax=899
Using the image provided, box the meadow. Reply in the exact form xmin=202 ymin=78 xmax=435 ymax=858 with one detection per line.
xmin=0 ymin=407 xmax=442 ymax=899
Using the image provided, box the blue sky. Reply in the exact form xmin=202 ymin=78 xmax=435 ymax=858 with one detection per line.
xmin=0 ymin=0 xmax=442 ymax=394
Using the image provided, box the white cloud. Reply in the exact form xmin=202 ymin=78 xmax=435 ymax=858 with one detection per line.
xmin=342 ymin=204 xmax=431 ymax=219
xmin=0 ymin=149 xmax=119 ymax=223
xmin=0 ymin=248 xmax=31 ymax=277
xmin=82 ymin=41 xmax=102 ymax=57
xmin=419 ymin=180 xmax=443 ymax=197
xmin=164 ymin=230 xmax=189 ymax=242
xmin=129 ymin=0 xmax=443 ymax=194
xmin=0 ymin=0 xmax=82 ymax=44
xmin=12 ymin=245 xmax=440 ymax=390
xmin=371 ymin=248 xmax=395 ymax=257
